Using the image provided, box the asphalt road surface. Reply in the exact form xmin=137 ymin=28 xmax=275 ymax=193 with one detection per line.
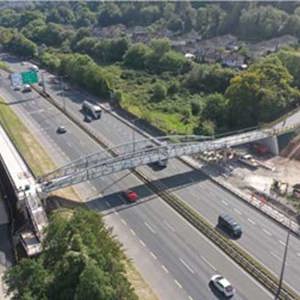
xmin=0 ymin=57 xmax=273 ymax=300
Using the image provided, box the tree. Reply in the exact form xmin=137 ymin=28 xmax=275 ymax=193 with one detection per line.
xmin=202 ymin=93 xmax=229 ymax=127
xmin=225 ymin=56 xmax=300 ymax=128
xmin=194 ymin=119 xmax=215 ymax=136
xmin=5 ymin=209 xmax=138 ymax=300
xmin=152 ymin=83 xmax=167 ymax=101
xmin=6 ymin=34 xmax=37 ymax=57
xmin=123 ymin=43 xmax=150 ymax=69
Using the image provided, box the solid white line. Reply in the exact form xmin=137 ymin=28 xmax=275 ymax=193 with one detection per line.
xmin=162 ymin=265 xmax=169 ymax=273
xmin=150 ymin=252 xmax=157 ymax=260
xmin=234 ymin=208 xmax=242 ymax=215
xmin=279 ymin=240 xmax=286 ymax=247
xmin=174 ymin=280 xmax=183 ymax=289
xmin=130 ymin=229 xmax=136 ymax=236
xmin=105 ymin=201 xmax=111 ymax=207
xmin=164 ymin=220 xmax=176 ymax=232
xmin=201 ymin=255 xmax=216 ymax=271
xmin=222 ymin=200 xmax=228 ymax=206
xmin=179 ymin=258 xmax=195 ymax=274
xmin=247 ymin=218 xmax=256 ymax=225
xmin=263 ymin=229 xmax=272 ymax=236
xmin=144 ymin=222 xmax=156 ymax=234
xmin=121 ymin=219 xmax=127 ymax=226
xmin=139 ymin=240 xmax=146 ymax=247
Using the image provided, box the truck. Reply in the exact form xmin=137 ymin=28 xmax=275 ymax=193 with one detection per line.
xmin=82 ymin=101 xmax=102 ymax=119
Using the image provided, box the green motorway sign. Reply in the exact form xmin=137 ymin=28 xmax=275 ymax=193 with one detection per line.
xmin=21 ymin=70 xmax=38 ymax=84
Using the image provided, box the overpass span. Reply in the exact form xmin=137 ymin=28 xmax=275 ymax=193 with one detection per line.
xmin=40 ymin=123 xmax=298 ymax=193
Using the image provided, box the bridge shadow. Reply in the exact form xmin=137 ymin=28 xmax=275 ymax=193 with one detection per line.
xmin=87 ymin=168 xmax=210 ymax=214
xmin=46 ymin=194 xmax=84 ymax=213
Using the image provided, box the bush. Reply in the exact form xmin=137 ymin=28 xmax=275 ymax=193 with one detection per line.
xmin=152 ymin=83 xmax=167 ymax=101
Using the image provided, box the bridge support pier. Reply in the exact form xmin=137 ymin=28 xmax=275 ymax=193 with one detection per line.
xmin=260 ymin=136 xmax=279 ymax=156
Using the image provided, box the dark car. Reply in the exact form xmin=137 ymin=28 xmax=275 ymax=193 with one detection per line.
xmin=56 ymin=126 xmax=67 ymax=134
xmin=218 ymin=214 xmax=242 ymax=238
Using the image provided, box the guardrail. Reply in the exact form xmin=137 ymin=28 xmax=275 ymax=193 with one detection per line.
xmin=33 ymin=86 xmax=300 ymax=299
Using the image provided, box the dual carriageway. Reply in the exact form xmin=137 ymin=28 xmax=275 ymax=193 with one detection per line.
xmin=1 ymin=54 xmax=300 ymax=299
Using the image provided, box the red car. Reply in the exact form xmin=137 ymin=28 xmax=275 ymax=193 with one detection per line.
xmin=123 ymin=190 xmax=138 ymax=202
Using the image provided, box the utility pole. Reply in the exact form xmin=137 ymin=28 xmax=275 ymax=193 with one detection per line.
xmin=61 ymin=76 xmax=66 ymax=111
xmin=274 ymin=219 xmax=291 ymax=300
xmin=41 ymin=71 xmax=46 ymax=93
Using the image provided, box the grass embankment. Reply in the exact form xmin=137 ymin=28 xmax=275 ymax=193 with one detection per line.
xmin=0 ymin=96 xmax=158 ymax=300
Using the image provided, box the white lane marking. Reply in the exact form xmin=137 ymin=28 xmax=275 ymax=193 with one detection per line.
xmin=174 ymin=280 xmax=183 ymax=289
xmin=188 ymin=296 xmax=194 ymax=300
xmin=105 ymin=201 xmax=111 ymax=207
xmin=179 ymin=258 xmax=195 ymax=274
xmin=130 ymin=229 xmax=136 ymax=236
xmin=263 ymin=229 xmax=272 ymax=236
xmin=144 ymin=222 xmax=156 ymax=234
xmin=164 ymin=220 xmax=176 ymax=232
xmin=121 ymin=219 xmax=127 ymax=225
xmin=201 ymin=255 xmax=216 ymax=271
xmin=114 ymin=211 xmax=119 ymax=216
xmin=234 ymin=208 xmax=242 ymax=215
xmin=222 ymin=200 xmax=228 ymax=206
xmin=279 ymin=240 xmax=286 ymax=247
xmin=297 ymin=253 xmax=300 ymax=257
xmin=139 ymin=240 xmax=146 ymax=247
xmin=162 ymin=265 xmax=169 ymax=273
xmin=270 ymin=252 xmax=281 ymax=261
xmin=150 ymin=252 xmax=157 ymax=260
xmin=247 ymin=218 xmax=256 ymax=225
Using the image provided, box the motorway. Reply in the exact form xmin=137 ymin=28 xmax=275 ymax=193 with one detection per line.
xmin=20 ymin=61 xmax=300 ymax=292
xmin=0 ymin=54 xmax=273 ymax=299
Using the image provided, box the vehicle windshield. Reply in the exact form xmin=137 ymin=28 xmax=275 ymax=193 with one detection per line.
xmin=225 ymin=285 xmax=233 ymax=292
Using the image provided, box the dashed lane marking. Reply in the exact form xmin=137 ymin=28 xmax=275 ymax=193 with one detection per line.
xmin=222 ymin=200 xmax=228 ymax=206
xmin=188 ymin=296 xmax=194 ymax=300
xmin=247 ymin=218 xmax=256 ymax=225
xmin=150 ymin=252 xmax=157 ymax=260
xmin=233 ymin=208 xmax=242 ymax=215
xmin=270 ymin=252 xmax=281 ymax=261
xmin=105 ymin=201 xmax=111 ymax=208
xmin=130 ymin=229 xmax=136 ymax=236
xmin=174 ymin=280 xmax=183 ymax=289
xmin=162 ymin=265 xmax=169 ymax=273
xmin=139 ymin=240 xmax=146 ymax=247
xmin=121 ymin=219 xmax=127 ymax=226
xmin=144 ymin=222 xmax=156 ymax=234
xmin=164 ymin=220 xmax=176 ymax=232
xmin=263 ymin=229 xmax=272 ymax=236
xmin=179 ymin=258 xmax=195 ymax=274
xmin=201 ymin=255 xmax=216 ymax=271
xmin=279 ymin=240 xmax=286 ymax=247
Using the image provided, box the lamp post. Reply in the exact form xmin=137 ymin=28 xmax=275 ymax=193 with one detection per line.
xmin=274 ymin=218 xmax=291 ymax=300
xmin=132 ymin=119 xmax=139 ymax=153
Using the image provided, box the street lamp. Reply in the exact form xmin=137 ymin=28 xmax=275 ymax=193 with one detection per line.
xmin=274 ymin=218 xmax=291 ymax=300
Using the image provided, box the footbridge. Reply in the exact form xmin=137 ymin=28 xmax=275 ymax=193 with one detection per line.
xmin=39 ymin=124 xmax=298 ymax=193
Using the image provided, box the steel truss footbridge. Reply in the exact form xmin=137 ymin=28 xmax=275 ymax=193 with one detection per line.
xmin=39 ymin=124 xmax=297 ymax=193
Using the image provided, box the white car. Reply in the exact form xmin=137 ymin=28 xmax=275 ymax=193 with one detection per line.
xmin=210 ymin=274 xmax=235 ymax=297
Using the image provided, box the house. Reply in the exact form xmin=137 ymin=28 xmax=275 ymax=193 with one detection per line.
xmin=221 ymin=52 xmax=246 ymax=68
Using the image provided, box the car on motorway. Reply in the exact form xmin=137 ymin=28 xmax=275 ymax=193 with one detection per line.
xmin=218 ymin=214 xmax=242 ymax=238
xmin=13 ymin=85 xmax=21 ymax=91
xmin=30 ymin=65 xmax=39 ymax=72
xmin=123 ymin=190 xmax=138 ymax=202
xmin=22 ymin=84 xmax=32 ymax=93
xmin=56 ymin=126 xmax=67 ymax=134
xmin=210 ymin=274 xmax=235 ymax=297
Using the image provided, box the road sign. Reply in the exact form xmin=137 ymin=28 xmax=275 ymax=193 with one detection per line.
xmin=11 ymin=72 xmax=22 ymax=88
xmin=21 ymin=70 xmax=38 ymax=84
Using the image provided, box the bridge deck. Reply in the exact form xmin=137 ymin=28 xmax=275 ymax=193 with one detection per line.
xmin=0 ymin=125 xmax=47 ymax=256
